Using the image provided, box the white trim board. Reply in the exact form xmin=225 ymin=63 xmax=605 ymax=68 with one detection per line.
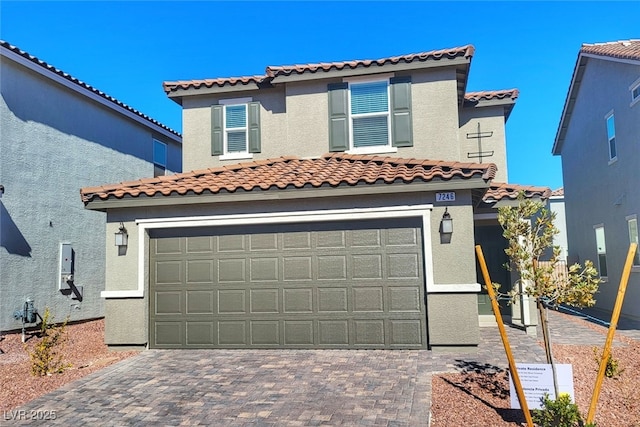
xmin=101 ymin=204 xmax=471 ymax=298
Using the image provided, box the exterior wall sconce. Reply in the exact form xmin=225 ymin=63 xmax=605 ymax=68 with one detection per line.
xmin=440 ymin=208 xmax=453 ymax=235
xmin=114 ymin=223 xmax=128 ymax=248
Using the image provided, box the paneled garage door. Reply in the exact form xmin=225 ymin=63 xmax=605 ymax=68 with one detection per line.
xmin=149 ymin=219 xmax=427 ymax=349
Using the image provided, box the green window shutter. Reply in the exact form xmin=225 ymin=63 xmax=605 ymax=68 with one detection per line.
xmin=390 ymin=76 xmax=413 ymax=147
xmin=248 ymin=101 xmax=261 ymax=153
xmin=211 ymin=105 xmax=223 ymax=155
xmin=328 ymin=83 xmax=349 ymax=152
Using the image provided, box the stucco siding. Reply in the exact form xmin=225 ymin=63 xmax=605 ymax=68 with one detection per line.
xmin=180 ymin=67 xmax=465 ymax=172
xmin=0 ymin=55 xmax=181 ymax=331
xmin=459 ymin=106 xmax=508 ymax=182
xmin=560 ymin=57 xmax=640 ymax=319
xmin=427 ymin=294 xmax=479 ymax=346
xmin=100 ymin=190 xmax=481 ymax=347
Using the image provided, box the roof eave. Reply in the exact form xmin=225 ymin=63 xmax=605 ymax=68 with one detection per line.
xmin=165 ymin=82 xmax=263 ymax=104
xmin=83 ymin=175 xmax=492 ymax=212
xmin=269 ymin=56 xmax=472 ymax=84
xmin=552 ymin=53 xmax=588 ymax=155
xmin=463 ymin=97 xmax=517 ymax=122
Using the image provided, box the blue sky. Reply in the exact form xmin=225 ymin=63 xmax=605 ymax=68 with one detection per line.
xmin=1 ymin=1 xmax=638 ymax=189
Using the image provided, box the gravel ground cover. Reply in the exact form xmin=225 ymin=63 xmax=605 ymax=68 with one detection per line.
xmin=0 ymin=319 xmax=139 ymax=412
xmin=431 ymin=313 xmax=640 ymax=427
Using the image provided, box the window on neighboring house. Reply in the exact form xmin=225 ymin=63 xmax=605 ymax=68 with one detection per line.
xmin=631 ymin=78 xmax=640 ymax=106
xmin=606 ymin=112 xmax=617 ymax=161
xmin=328 ymin=76 xmax=412 ymax=153
xmin=153 ymin=139 xmax=167 ymax=177
xmin=211 ymin=98 xmax=261 ymax=160
xmin=628 ymin=216 xmax=640 ymax=267
xmin=594 ymin=225 xmax=608 ymax=278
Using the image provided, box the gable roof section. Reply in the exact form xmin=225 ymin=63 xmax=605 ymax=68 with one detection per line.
xmin=81 ymin=153 xmax=496 ymax=208
xmin=0 ymin=40 xmax=181 ymax=142
xmin=553 ymin=40 xmax=640 ymax=154
xmin=463 ymin=89 xmax=519 ymax=121
xmin=163 ymin=45 xmax=475 ymax=104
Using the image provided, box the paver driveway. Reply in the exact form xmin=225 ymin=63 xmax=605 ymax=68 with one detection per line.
xmin=11 ymin=309 xmax=625 ymax=426
xmin=9 ymin=349 xmax=432 ymax=426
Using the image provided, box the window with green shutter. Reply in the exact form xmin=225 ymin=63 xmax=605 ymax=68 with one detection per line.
xmin=328 ymin=77 xmax=412 ymax=153
xmin=211 ymin=98 xmax=261 ymax=159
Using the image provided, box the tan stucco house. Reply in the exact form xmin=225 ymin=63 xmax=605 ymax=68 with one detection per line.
xmin=81 ymin=44 xmax=548 ymax=350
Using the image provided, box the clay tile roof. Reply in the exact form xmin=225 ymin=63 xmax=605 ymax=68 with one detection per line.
xmin=483 ymin=182 xmax=551 ymax=202
xmin=81 ymin=153 xmax=496 ymax=204
xmin=551 ymin=187 xmax=564 ymax=197
xmin=265 ymin=45 xmax=475 ymax=78
xmin=464 ymin=89 xmax=519 ymax=102
xmin=163 ymin=45 xmax=475 ymax=94
xmin=163 ymin=75 xmax=266 ymax=93
xmin=580 ymin=39 xmax=640 ymax=61
xmin=0 ymin=40 xmax=181 ymax=138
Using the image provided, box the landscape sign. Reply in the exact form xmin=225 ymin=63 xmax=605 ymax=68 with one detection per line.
xmin=509 ymin=363 xmax=575 ymax=409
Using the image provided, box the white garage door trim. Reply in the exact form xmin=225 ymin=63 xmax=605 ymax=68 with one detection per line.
xmin=101 ymin=204 xmax=477 ymax=299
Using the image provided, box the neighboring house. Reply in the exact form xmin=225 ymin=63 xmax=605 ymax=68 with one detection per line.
xmin=81 ymin=44 xmax=544 ymax=350
xmin=553 ymin=40 xmax=640 ymax=321
xmin=549 ymin=188 xmax=568 ymax=261
xmin=0 ymin=41 xmax=182 ymax=333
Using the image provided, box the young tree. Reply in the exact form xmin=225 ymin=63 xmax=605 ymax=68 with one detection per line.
xmin=497 ymin=193 xmax=600 ymax=397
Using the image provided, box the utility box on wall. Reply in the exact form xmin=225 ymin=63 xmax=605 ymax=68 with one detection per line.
xmin=59 ymin=242 xmax=73 ymax=290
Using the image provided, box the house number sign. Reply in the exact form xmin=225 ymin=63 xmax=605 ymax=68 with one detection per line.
xmin=435 ymin=192 xmax=456 ymax=202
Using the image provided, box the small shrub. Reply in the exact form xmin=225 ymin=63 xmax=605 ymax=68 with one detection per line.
xmin=27 ymin=308 xmax=71 ymax=376
xmin=532 ymin=393 xmax=584 ymax=427
xmin=593 ymin=347 xmax=624 ymax=379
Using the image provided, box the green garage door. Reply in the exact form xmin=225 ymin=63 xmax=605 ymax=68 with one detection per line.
xmin=149 ymin=219 xmax=427 ymax=349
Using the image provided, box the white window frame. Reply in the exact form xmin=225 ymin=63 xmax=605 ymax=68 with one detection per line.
xmin=626 ymin=214 xmax=640 ymax=270
xmin=344 ymin=74 xmax=396 ymax=155
xmin=605 ymin=111 xmax=617 ymax=164
xmin=594 ymin=224 xmax=608 ymax=280
xmin=219 ymin=97 xmax=253 ymax=161
xmin=630 ymin=77 xmax=640 ymax=107
xmin=153 ymin=139 xmax=167 ymax=176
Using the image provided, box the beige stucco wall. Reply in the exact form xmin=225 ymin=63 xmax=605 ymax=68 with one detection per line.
xmin=428 ymin=294 xmax=479 ymax=347
xmin=105 ymin=299 xmax=147 ymax=345
xmin=459 ymin=106 xmax=509 ymax=182
xmin=180 ymin=67 xmax=463 ymax=172
xmin=101 ymin=189 xmax=482 ymax=348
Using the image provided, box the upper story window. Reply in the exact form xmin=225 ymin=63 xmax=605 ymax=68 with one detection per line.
xmin=328 ymin=76 xmax=412 ymax=154
xmin=605 ymin=112 xmax=617 ymax=162
xmin=211 ymin=98 xmax=261 ymax=160
xmin=627 ymin=215 xmax=640 ymax=268
xmin=594 ymin=224 xmax=608 ymax=278
xmin=153 ymin=139 xmax=167 ymax=177
xmin=350 ymin=80 xmax=390 ymax=149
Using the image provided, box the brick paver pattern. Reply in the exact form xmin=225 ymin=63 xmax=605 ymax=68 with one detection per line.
xmin=8 ymin=309 xmax=638 ymax=426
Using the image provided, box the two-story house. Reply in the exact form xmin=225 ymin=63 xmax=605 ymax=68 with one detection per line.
xmin=81 ymin=44 xmax=544 ymax=350
xmin=553 ymin=40 xmax=640 ymax=321
xmin=0 ymin=41 xmax=182 ymax=333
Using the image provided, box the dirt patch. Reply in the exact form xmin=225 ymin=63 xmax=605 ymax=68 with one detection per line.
xmin=431 ymin=320 xmax=640 ymax=426
xmin=0 ymin=319 xmax=139 ymax=412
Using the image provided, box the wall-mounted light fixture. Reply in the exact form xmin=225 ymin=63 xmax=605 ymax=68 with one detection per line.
xmin=440 ymin=208 xmax=453 ymax=235
xmin=114 ymin=223 xmax=128 ymax=248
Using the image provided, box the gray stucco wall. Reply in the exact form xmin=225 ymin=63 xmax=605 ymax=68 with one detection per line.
xmin=559 ymin=57 xmax=640 ymax=319
xmin=100 ymin=189 xmax=481 ymax=348
xmin=180 ymin=68 xmax=464 ymax=173
xmin=0 ymin=55 xmax=181 ymax=331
